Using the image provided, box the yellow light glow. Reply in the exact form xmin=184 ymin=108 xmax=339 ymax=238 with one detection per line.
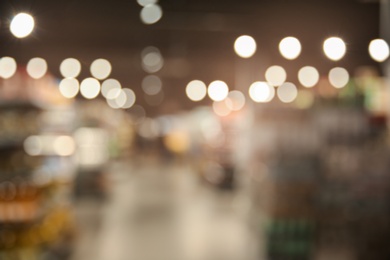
xmin=101 ymin=79 xmax=121 ymax=98
xmin=323 ymin=37 xmax=346 ymax=61
xmin=225 ymin=90 xmax=245 ymax=111
xmin=369 ymin=39 xmax=389 ymax=62
xmin=234 ymin=35 xmax=257 ymax=58
xmin=328 ymin=67 xmax=349 ymax=88
xmin=208 ymin=80 xmax=229 ymax=101
xmin=80 ymin=78 xmax=101 ymax=99
xmin=277 ymin=82 xmax=298 ymax=103
xmin=90 ymin=59 xmax=112 ymax=80
xmin=59 ymin=78 xmax=79 ymax=98
xmin=60 ymin=58 xmax=81 ymax=78
xmin=142 ymin=75 xmax=162 ymax=95
xmin=265 ymin=65 xmax=287 ymax=86
xmin=27 ymin=58 xmax=47 ymax=79
xmin=295 ymin=89 xmax=314 ymax=109
xmin=279 ymin=37 xmax=301 ymax=60
xmin=249 ymin=81 xmax=274 ymax=103
xmin=140 ymin=4 xmax=163 ymax=25
xmin=10 ymin=13 xmax=34 ymax=38
xmin=298 ymin=66 xmax=319 ymax=88
xmin=212 ymin=101 xmax=231 ymax=117
xmin=186 ymin=80 xmax=207 ymax=101
xmin=53 ymin=136 xmax=75 ymax=156
xmin=0 ymin=57 xmax=17 ymax=79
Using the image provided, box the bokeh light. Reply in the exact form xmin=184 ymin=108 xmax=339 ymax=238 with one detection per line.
xmin=265 ymin=65 xmax=287 ymax=86
xmin=298 ymin=66 xmax=319 ymax=88
xmin=59 ymin=78 xmax=80 ymax=98
xmin=279 ymin=37 xmax=301 ymax=60
xmin=80 ymin=78 xmax=101 ymax=99
xmin=10 ymin=13 xmax=35 ymax=38
xmin=90 ymin=59 xmax=112 ymax=80
xmin=0 ymin=57 xmax=17 ymax=79
xmin=24 ymin=136 xmax=42 ymax=156
xmin=277 ymin=82 xmax=298 ymax=103
xmin=234 ymin=35 xmax=257 ymax=58
xmin=369 ymin=39 xmax=389 ymax=62
xmin=122 ymin=88 xmax=136 ymax=109
xmin=186 ymin=80 xmax=207 ymax=101
xmin=27 ymin=58 xmax=47 ymax=79
xmin=140 ymin=4 xmax=163 ymax=25
xmin=101 ymin=79 xmax=121 ymax=98
xmin=213 ymin=101 xmax=231 ymax=117
xmin=53 ymin=136 xmax=76 ymax=156
xmin=141 ymin=46 xmax=163 ymax=73
xmin=137 ymin=0 xmax=157 ymax=6
xmin=60 ymin=58 xmax=81 ymax=78
xmin=249 ymin=81 xmax=275 ymax=103
xmin=225 ymin=90 xmax=245 ymax=111
xmin=142 ymin=75 xmax=162 ymax=95
xmin=323 ymin=37 xmax=346 ymax=61
xmin=208 ymin=80 xmax=229 ymax=101
xmin=328 ymin=67 xmax=349 ymax=88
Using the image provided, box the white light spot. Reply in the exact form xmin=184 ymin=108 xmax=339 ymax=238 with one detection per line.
xmin=323 ymin=37 xmax=346 ymax=61
xmin=80 ymin=78 xmax=101 ymax=99
xmin=137 ymin=0 xmax=157 ymax=6
xmin=279 ymin=37 xmax=301 ymax=60
xmin=59 ymin=78 xmax=79 ymax=98
xmin=27 ymin=58 xmax=47 ymax=79
xmin=277 ymin=82 xmax=298 ymax=103
xmin=298 ymin=66 xmax=319 ymax=88
xmin=60 ymin=58 xmax=81 ymax=78
xmin=142 ymin=75 xmax=162 ymax=95
xmin=186 ymin=80 xmax=207 ymax=101
xmin=208 ymin=80 xmax=229 ymax=101
xmin=234 ymin=35 xmax=257 ymax=58
xmin=140 ymin=4 xmax=163 ymax=25
xmin=265 ymin=65 xmax=287 ymax=86
xmin=24 ymin=136 xmax=42 ymax=156
xmin=369 ymin=39 xmax=389 ymax=62
xmin=225 ymin=90 xmax=245 ymax=111
xmin=329 ymin=67 xmax=349 ymax=88
xmin=213 ymin=101 xmax=231 ymax=117
xmin=0 ymin=57 xmax=17 ymax=79
xmin=10 ymin=13 xmax=34 ymax=38
xmin=249 ymin=82 xmax=275 ymax=103
xmin=141 ymin=47 xmax=163 ymax=73
xmin=53 ymin=136 xmax=75 ymax=156
xmin=122 ymin=88 xmax=136 ymax=109
xmin=101 ymin=79 xmax=121 ymax=98
xmin=90 ymin=59 xmax=112 ymax=80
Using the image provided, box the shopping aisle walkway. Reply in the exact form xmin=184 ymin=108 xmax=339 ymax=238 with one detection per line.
xmin=71 ymin=158 xmax=260 ymax=260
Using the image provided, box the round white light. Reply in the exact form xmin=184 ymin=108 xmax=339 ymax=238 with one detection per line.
xmin=225 ymin=90 xmax=245 ymax=111
xmin=59 ymin=78 xmax=79 ymax=98
xmin=277 ymin=82 xmax=298 ymax=103
xmin=0 ymin=57 xmax=17 ymax=79
xmin=60 ymin=58 xmax=81 ymax=78
xmin=369 ymin=39 xmax=390 ymax=62
xmin=265 ymin=65 xmax=287 ymax=86
xmin=10 ymin=13 xmax=35 ymax=38
xmin=208 ymin=81 xmax=229 ymax=101
xmin=213 ymin=101 xmax=231 ymax=117
xmin=53 ymin=136 xmax=75 ymax=156
xmin=279 ymin=37 xmax=301 ymax=60
xmin=142 ymin=75 xmax=162 ymax=95
xmin=186 ymin=80 xmax=207 ymax=101
xmin=80 ymin=78 xmax=101 ymax=99
xmin=298 ymin=66 xmax=319 ymax=88
xmin=90 ymin=59 xmax=112 ymax=80
xmin=323 ymin=37 xmax=346 ymax=61
xmin=122 ymin=88 xmax=136 ymax=109
xmin=24 ymin=136 xmax=42 ymax=156
xmin=140 ymin=4 xmax=163 ymax=25
xmin=114 ymin=89 xmax=127 ymax=108
xmin=141 ymin=47 xmax=163 ymax=73
xmin=27 ymin=58 xmax=47 ymax=79
xmin=249 ymin=82 xmax=275 ymax=103
xmin=234 ymin=35 xmax=257 ymax=58
xmin=137 ymin=0 xmax=157 ymax=6
xmin=101 ymin=79 xmax=121 ymax=98
xmin=329 ymin=67 xmax=349 ymax=89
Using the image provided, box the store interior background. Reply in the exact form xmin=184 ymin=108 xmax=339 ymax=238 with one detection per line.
xmin=1 ymin=0 xmax=390 ymax=259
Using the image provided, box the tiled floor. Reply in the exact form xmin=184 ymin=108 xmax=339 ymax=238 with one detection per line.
xmin=70 ymin=158 xmax=260 ymax=260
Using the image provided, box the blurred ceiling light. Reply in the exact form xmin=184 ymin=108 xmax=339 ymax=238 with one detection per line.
xmin=53 ymin=136 xmax=76 ymax=156
xmin=10 ymin=13 xmax=34 ymax=38
xmin=329 ymin=67 xmax=349 ymax=88
xmin=234 ymin=35 xmax=257 ymax=58
xmin=298 ymin=66 xmax=319 ymax=88
xmin=277 ymin=82 xmax=298 ymax=103
xmin=142 ymin=75 xmax=162 ymax=95
xmin=0 ymin=57 xmax=17 ymax=79
xmin=265 ymin=65 xmax=287 ymax=86
xmin=90 ymin=58 xmax=112 ymax=80
xmin=141 ymin=47 xmax=163 ymax=73
xmin=101 ymin=78 xmax=121 ymax=98
xmin=114 ymin=89 xmax=127 ymax=108
xmin=213 ymin=101 xmax=231 ymax=117
xmin=279 ymin=37 xmax=301 ymax=60
xmin=249 ymin=81 xmax=274 ymax=103
xmin=137 ymin=0 xmax=157 ymax=6
xmin=225 ymin=90 xmax=245 ymax=111
xmin=323 ymin=37 xmax=346 ymax=61
xmin=140 ymin=4 xmax=163 ymax=25
xmin=80 ymin=78 xmax=101 ymax=99
xmin=369 ymin=39 xmax=389 ymax=62
xmin=59 ymin=78 xmax=79 ymax=98
xmin=60 ymin=58 xmax=81 ymax=78
xmin=27 ymin=58 xmax=47 ymax=79
xmin=24 ymin=136 xmax=42 ymax=156
xmin=122 ymin=88 xmax=136 ymax=109
xmin=186 ymin=80 xmax=207 ymax=101
xmin=208 ymin=80 xmax=229 ymax=101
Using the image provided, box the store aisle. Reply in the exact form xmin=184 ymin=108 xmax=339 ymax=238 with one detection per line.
xmin=71 ymin=158 xmax=260 ymax=260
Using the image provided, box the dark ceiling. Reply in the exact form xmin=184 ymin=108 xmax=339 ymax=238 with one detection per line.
xmin=0 ymin=0 xmax=381 ymax=116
